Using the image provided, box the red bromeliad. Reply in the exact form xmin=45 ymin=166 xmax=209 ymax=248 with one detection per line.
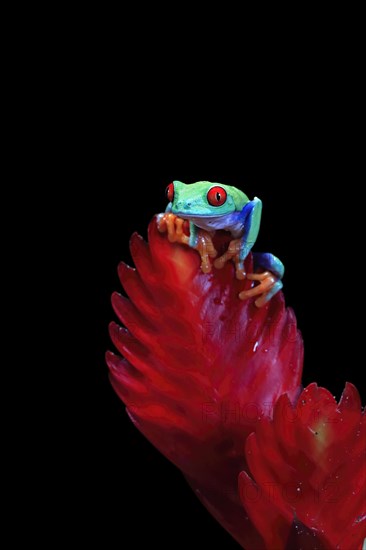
xmin=107 ymin=181 xmax=365 ymax=549
xmin=107 ymin=217 xmax=303 ymax=548
xmin=239 ymin=383 xmax=366 ymax=549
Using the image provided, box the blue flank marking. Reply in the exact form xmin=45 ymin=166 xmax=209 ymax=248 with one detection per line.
xmin=252 ymin=252 xmax=285 ymax=280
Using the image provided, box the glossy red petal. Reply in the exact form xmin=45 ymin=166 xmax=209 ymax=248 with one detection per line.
xmin=117 ymin=262 xmax=159 ymax=319
xmin=239 ymin=470 xmax=290 ymax=549
xmin=108 ymin=217 xmax=304 ymax=548
xmin=339 ymin=382 xmax=362 ymax=412
xmin=285 ymin=518 xmax=327 ymax=550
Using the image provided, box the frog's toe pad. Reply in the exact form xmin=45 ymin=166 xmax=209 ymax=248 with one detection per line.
xmin=254 ymin=280 xmax=283 ymax=307
xmin=157 ymin=213 xmax=189 ymax=245
xmin=239 ymin=271 xmax=283 ymax=307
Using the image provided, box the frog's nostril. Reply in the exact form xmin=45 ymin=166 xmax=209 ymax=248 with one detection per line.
xmin=185 ymin=202 xmax=192 ymax=209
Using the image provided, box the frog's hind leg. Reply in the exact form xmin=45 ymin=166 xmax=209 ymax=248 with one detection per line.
xmin=214 ymin=198 xmax=263 ymax=280
xmin=239 ymin=253 xmax=284 ymax=307
xmin=253 ymin=252 xmax=284 ymax=280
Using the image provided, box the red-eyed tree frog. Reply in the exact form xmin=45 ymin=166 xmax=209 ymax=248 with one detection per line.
xmin=157 ymin=180 xmax=284 ymax=307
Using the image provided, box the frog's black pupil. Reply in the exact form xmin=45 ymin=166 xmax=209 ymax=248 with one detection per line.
xmin=216 ymin=192 xmax=221 ymax=202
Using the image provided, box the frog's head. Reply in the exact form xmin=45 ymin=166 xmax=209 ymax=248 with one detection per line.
xmin=165 ymin=181 xmax=248 ymax=218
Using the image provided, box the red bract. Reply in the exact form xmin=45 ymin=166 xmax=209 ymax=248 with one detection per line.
xmin=107 ymin=217 xmax=303 ymax=548
xmin=239 ymin=383 xmax=366 ymax=549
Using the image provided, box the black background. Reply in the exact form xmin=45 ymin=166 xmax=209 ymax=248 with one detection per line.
xmin=17 ymin=20 xmax=364 ymax=548
xmin=75 ymin=140 xmax=363 ymax=547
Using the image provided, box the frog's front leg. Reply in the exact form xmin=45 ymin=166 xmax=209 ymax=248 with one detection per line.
xmin=157 ymin=213 xmax=190 ymax=245
xmin=157 ymin=213 xmax=217 ymax=273
xmin=239 ymin=253 xmax=284 ymax=307
xmin=195 ymin=231 xmax=217 ymax=273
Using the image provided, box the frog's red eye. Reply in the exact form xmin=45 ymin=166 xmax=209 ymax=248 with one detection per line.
xmin=166 ymin=183 xmax=174 ymax=202
xmin=207 ymin=186 xmax=227 ymax=206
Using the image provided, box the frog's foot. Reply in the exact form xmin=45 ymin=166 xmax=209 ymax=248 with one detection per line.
xmin=195 ymin=231 xmax=217 ymax=274
xmin=213 ymin=239 xmax=246 ymax=280
xmin=239 ymin=271 xmax=283 ymax=308
xmin=157 ymin=215 xmax=217 ymax=274
xmin=157 ymin=213 xmax=190 ymax=245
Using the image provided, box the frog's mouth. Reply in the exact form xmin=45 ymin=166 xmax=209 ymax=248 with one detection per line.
xmin=174 ymin=213 xmax=237 ymax=233
xmin=187 ymin=215 xmax=227 ymax=231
